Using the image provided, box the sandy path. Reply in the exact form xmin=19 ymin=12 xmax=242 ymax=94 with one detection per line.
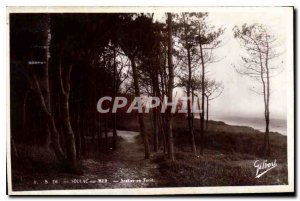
xmin=81 ymin=130 xmax=161 ymax=189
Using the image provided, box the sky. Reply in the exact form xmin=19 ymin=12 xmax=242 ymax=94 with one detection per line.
xmin=153 ymin=8 xmax=290 ymax=120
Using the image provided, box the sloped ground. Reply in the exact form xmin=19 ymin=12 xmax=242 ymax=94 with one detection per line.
xmin=80 ymin=130 xmax=164 ymax=189
xmin=12 ymin=130 xmax=166 ymax=191
xmin=11 ymin=121 xmax=288 ymax=191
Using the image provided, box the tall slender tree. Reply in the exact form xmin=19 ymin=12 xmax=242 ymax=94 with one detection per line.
xmin=166 ymin=13 xmax=175 ymax=160
xmin=233 ymin=23 xmax=283 ymax=156
xmin=173 ymin=13 xmax=199 ymax=154
xmin=194 ymin=13 xmax=224 ymax=155
xmin=118 ymin=14 xmax=152 ymax=159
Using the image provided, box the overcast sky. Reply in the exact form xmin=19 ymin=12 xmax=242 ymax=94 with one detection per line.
xmin=153 ymin=8 xmax=290 ymax=119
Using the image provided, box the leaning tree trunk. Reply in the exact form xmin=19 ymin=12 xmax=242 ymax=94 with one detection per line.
xmin=129 ymin=57 xmax=151 ymax=159
xmin=29 ymin=70 xmax=65 ymax=160
xmin=59 ymin=63 xmax=77 ymax=168
xmin=37 ymin=15 xmax=61 ymax=154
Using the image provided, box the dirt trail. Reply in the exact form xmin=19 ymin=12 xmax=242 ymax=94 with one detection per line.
xmin=81 ymin=130 xmax=162 ymax=188
xmin=12 ymin=130 xmax=286 ymax=191
xmin=12 ymin=130 xmax=164 ymax=191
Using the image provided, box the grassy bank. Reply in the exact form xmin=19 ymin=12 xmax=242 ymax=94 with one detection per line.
xmin=118 ymin=113 xmax=288 ymax=186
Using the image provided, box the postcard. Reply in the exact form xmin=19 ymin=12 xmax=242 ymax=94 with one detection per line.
xmin=7 ymin=6 xmax=294 ymax=195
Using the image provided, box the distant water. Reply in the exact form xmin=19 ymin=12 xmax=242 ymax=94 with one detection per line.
xmin=193 ymin=114 xmax=287 ymax=135
xmin=211 ymin=115 xmax=287 ymax=136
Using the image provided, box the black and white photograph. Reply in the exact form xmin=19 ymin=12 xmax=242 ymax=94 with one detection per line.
xmin=6 ymin=6 xmax=294 ymax=195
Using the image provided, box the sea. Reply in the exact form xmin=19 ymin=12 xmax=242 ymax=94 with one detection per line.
xmin=194 ymin=114 xmax=287 ymax=136
xmin=211 ymin=115 xmax=287 ymax=136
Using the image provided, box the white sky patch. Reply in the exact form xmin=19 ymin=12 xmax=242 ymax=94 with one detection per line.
xmin=152 ymin=10 xmax=288 ymax=119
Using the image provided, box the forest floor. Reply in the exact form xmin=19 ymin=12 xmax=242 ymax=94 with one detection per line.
xmin=11 ymin=116 xmax=288 ymax=191
xmin=12 ymin=130 xmax=166 ymax=191
xmin=80 ymin=130 xmax=165 ymax=189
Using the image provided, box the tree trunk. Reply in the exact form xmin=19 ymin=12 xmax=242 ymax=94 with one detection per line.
xmin=183 ymin=14 xmax=197 ymax=155
xmin=191 ymin=88 xmax=194 ymax=129
xmin=264 ymin=113 xmax=270 ymax=156
xmin=263 ymin=89 xmax=270 ymax=156
xmin=187 ymin=47 xmax=197 ymax=155
xmin=29 ymin=69 xmax=65 ymax=160
xmin=97 ymin=114 xmax=102 ymax=152
xmin=153 ymin=106 xmax=158 ymax=152
xmin=112 ymin=47 xmax=117 ymax=150
xmin=158 ymin=113 xmax=167 ymax=153
xmin=105 ymin=115 xmax=108 ymax=151
xmin=59 ymin=63 xmax=76 ymax=167
xmin=75 ymin=114 xmax=81 ymax=159
xmin=61 ymin=94 xmax=77 ymax=166
xmin=166 ymin=13 xmax=175 ymax=160
xmin=39 ymin=15 xmax=52 ymax=148
xmin=263 ymin=49 xmax=271 ymax=156
xmin=92 ymin=84 xmax=96 ymax=146
xmin=80 ymin=117 xmax=86 ymax=156
xmin=129 ymin=57 xmax=151 ymax=159
xmin=112 ymin=112 xmax=117 ymax=150
xmin=151 ymin=81 xmax=159 ymax=152
xmin=199 ymin=42 xmax=205 ymax=155
xmin=206 ymin=96 xmax=209 ymax=130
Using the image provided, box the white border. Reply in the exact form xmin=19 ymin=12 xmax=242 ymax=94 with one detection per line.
xmin=6 ymin=6 xmax=294 ymax=195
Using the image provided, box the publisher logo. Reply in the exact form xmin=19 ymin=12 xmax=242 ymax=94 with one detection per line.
xmin=254 ymin=160 xmax=277 ymax=178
